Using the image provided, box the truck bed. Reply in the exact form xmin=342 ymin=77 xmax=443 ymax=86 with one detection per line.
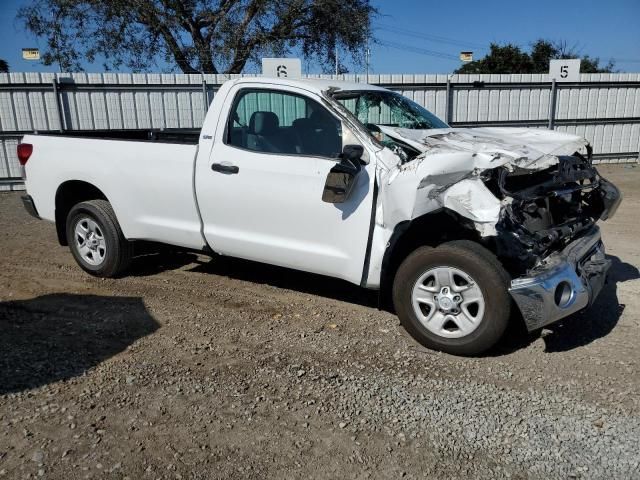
xmin=29 ymin=128 xmax=200 ymax=145
xmin=22 ymin=133 xmax=204 ymax=250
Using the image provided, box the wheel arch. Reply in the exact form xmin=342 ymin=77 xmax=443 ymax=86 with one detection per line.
xmin=55 ymin=180 xmax=109 ymax=246
xmin=378 ymin=209 xmax=483 ymax=311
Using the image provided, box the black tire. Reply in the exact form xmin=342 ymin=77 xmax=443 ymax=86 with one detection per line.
xmin=392 ymin=240 xmax=511 ymax=356
xmin=66 ymin=199 xmax=132 ymax=278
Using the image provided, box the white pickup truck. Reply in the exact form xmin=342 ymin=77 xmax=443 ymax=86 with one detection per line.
xmin=19 ymin=77 xmax=621 ymax=355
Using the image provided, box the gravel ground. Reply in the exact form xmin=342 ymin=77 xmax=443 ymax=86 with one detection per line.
xmin=1 ymin=164 xmax=639 ymax=479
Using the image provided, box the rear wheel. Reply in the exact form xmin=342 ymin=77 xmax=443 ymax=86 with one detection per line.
xmin=66 ymin=199 xmax=132 ymax=277
xmin=392 ymin=241 xmax=511 ymax=356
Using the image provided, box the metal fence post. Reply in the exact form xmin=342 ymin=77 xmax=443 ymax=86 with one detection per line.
xmin=1 ymin=139 xmax=12 ymax=182
xmin=201 ymin=79 xmax=209 ymax=113
xmin=52 ymin=79 xmax=65 ymax=132
xmin=547 ymin=78 xmax=557 ymax=130
xmin=445 ymin=77 xmax=452 ymax=124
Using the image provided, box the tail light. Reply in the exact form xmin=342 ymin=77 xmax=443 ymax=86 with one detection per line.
xmin=17 ymin=143 xmax=33 ymax=166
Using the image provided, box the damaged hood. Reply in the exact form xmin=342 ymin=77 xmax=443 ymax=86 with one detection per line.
xmin=378 ymin=126 xmax=590 ymax=238
xmin=378 ymin=126 xmax=588 ymax=170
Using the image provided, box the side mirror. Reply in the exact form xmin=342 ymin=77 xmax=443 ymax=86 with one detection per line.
xmin=322 ymin=145 xmax=364 ymax=204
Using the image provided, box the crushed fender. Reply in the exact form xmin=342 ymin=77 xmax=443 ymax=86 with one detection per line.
xmin=378 ymin=126 xmax=621 ymax=272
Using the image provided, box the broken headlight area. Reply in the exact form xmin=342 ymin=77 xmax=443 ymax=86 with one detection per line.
xmin=485 ymin=153 xmax=621 ymax=273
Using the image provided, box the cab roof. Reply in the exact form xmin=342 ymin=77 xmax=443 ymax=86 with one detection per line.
xmin=229 ymin=76 xmax=388 ymax=95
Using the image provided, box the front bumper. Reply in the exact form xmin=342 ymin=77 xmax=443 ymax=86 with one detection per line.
xmin=509 ymin=227 xmax=610 ymax=331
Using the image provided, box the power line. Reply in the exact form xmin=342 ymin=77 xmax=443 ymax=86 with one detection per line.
xmin=378 ymin=24 xmax=640 ymax=65
xmin=376 ymin=39 xmax=459 ymax=61
xmin=374 ymin=23 xmax=488 ymax=51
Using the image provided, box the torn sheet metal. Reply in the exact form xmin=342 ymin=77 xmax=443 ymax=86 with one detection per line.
xmin=378 ymin=126 xmax=588 ymax=170
xmin=378 ymin=126 xmax=590 ymax=237
xmin=441 ymin=179 xmax=502 ymax=236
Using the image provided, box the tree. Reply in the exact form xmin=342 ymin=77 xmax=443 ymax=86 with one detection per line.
xmin=18 ymin=0 xmax=375 ymax=74
xmin=456 ymin=40 xmax=614 ymax=74
xmin=0 ymin=59 xmax=8 ymax=73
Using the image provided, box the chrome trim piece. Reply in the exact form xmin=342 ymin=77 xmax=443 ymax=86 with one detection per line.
xmin=509 ymin=227 xmax=610 ymax=331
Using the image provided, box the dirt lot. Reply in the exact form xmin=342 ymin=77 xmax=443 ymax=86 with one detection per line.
xmin=1 ymin=164 xmax=639 ymax=479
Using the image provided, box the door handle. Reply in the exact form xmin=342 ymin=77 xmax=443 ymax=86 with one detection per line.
xmin=211 ymin=163 xmax=239 ymax=174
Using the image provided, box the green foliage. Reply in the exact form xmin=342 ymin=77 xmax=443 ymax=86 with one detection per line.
xmin=0 ymin=59 xmax=8 ymax=73
xmin=18 ymin=0 xmax=376 ymax=74
xmin=456 ymin=40 xmax=614 ymax=74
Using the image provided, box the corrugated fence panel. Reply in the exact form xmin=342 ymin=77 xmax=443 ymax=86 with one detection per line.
xmin=164 ymin=91 xmax=179 ymax=129
xmin=1 ymin=137 xmax=20 ymax=178
xmin=0 ymin=138 xmax=11 ymax=179
xmin=28 ymin=90 xmax=47 ymax=130
xmin=0 ymin=90 xmax=16 ymax=131
xmin=1 ymin=72 xmax=639 ymax=187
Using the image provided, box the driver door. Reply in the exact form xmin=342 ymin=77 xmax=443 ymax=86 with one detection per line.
xmin=195 ymin=84 xmax=375 ymax=285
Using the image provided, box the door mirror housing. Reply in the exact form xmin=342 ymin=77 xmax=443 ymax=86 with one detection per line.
xmin=322 ymin=145 xmax=365 ymax=204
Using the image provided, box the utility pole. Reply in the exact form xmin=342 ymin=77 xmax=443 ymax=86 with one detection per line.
xmin=52 ymin=10 xmax=62 ymax=73
xmin=365 ymin=0 xmax=370 ymax=83
xmin=365 ymin=41 xmax=370 ymax=83
xmin=335 ymin=44 xmax=339 ymax=76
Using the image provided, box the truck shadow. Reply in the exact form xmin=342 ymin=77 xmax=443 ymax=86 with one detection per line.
xmin=138 ymin=249 xmax=636 ymax=355
xmin=128 ymin=249 xmax=200 ymax=277
xmin=497 ymin=255 xmax=638 ymax=354
xmin=189 ymin=255 xmax=379 ymax=309
xmin=0 ymin=294 xmax=159 ymax=395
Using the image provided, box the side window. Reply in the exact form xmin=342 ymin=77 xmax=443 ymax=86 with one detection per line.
xmin=226 ymin=89 xmax=342 ymax=157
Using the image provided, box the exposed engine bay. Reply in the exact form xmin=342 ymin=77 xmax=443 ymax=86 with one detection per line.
xmin=370 ymin=126 xmax=622 ymax=276
xmin=485 ymin=152 xmax=620 ymax=273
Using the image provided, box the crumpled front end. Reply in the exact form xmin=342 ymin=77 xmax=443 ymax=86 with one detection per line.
xmin=487 ymin=154 xmax=621 ymax=273
xmin=509 ymin=226 xmax=610 ymax=331
xmin=377 ymin=126 xmax=621 ymax=325
xmin=379 ymin=127 xmax=621 ymax=267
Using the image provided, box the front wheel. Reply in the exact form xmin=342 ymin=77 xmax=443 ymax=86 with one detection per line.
xmin=66 ymin=199 xmax=132 ymax=278
xmin=392 ymin=241 xmax=511 ymax=356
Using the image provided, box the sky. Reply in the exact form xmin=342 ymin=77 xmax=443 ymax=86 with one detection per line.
xmin=0 ymin=0 xmax=639 ymax=74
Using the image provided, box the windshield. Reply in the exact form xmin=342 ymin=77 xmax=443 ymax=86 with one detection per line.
xmin=335 ymin=90 xmax=449 ymax=131
xmin=332 ymin=90 xmax=449 ymax=160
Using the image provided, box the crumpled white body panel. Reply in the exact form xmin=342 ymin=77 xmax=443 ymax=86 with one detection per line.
xmin=441 ymin=179 xmax=502 ymax=236
xmin=379 ymin=126 xmax=588 ymax=170
xmin=378 ymin=126 xmax=589 ymax=236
